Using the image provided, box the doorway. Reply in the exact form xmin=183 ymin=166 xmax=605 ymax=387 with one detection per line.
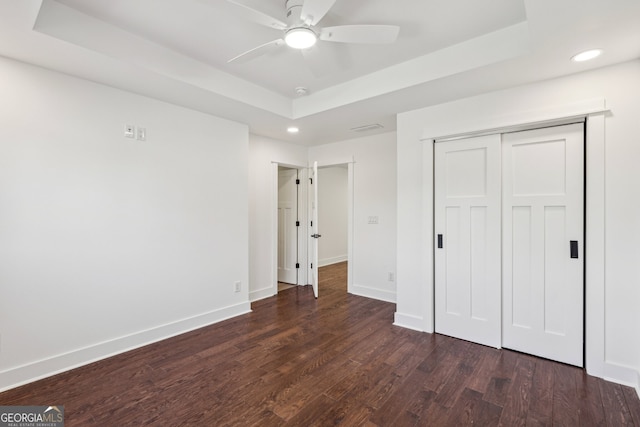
xmin=317 ymin=164 xmax=349 ymax=294
xmin=434 ymin=123 xmax=585 ymax=366
xmin=277 ymin=166 xmax=300 ymax=291
xmin=272 ymin=160 xmax=354 ymax=298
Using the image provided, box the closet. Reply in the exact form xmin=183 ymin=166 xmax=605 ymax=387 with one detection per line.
xmin=434 ymin=123 xmax=584 ymax=367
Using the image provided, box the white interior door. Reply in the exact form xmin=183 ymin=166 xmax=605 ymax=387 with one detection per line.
xmin=502 ymin=123 xmax=584 ymax=367
xmin=434 ymin=134 xmax=502 ymax=348
xmin=310 ymin=161 xmax=319 ymax=298
xmin=277 ymin=168 xmax=298 ymax=285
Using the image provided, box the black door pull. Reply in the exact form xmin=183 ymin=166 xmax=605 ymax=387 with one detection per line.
xmin=437 ymin=234 xmax=443 ymax=249
xmin=570 ymin=240 xmax=579 ymax=258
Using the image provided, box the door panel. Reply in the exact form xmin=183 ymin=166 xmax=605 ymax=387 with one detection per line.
xmin=277 ymin=201 xmax=296 ymax=283
xmin=511 ymin=206 xmax=533 ymax=328
xmin=470 ymin=206 xmax=489 ymax=321
xmin=544 ymin=206 xmax=568 ymax=335
xmin=435 ymin=134 xmax=502 ymax=348
xmin=502 ymin=123 xmax=584 ymax=367
xmin=444 ymin=206 xmax=462 ymax=315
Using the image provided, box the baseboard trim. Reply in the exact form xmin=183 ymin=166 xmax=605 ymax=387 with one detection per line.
xmin=318 ymin=255 xmax=348 ymax=267
xmin=249 ymin=286 xmax=276 ymax=302
xmin=0 ymin=302 xmax=251 ymax=392
xmin=393 ymin=312 xmax=426 ymax=332
xmin=350 ymin=284 xmax=395 ymax=303
xmin=585 ymin=357 xmax=640 ymax=395
xmin=598 ymin=360 xmax=640 ymax=390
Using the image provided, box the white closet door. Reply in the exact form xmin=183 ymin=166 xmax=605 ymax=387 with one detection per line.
xmin=502 ymin=123 xmax=584 ymax=367
xmin=435 ymin=134 xmax=502 ymax=348
xmin=278 ymin=168 xmax=298 ymax=285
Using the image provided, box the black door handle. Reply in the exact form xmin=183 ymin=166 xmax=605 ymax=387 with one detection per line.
xmin=311 ymin=234 xmax=322 ymax=238
xmin=570 ymin=240 xmax=579 ymax=258
xmin=437 ymin=234 xmax=443 ymax=249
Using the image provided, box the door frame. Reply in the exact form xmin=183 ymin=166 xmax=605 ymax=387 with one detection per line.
xmin=420 ymin=101 xmax=612 ymax=380
xmin=270 ymin=160 xmax=355 ymax=295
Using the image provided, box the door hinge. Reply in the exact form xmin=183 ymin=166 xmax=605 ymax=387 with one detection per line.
xmin=296 ymin=221 xmax=300 ymax=227
xmin=309 ymin=178 xmax=313 ymax=184
xmin=296 ymin=179 xmax=300 ymax=185
xmin=311 ymin=263 xmax=313 ymax=269
xmin=296 ymin=263 xmax=300 ymax=269
xmin=310 ymin=220 xmax=313 ymax=227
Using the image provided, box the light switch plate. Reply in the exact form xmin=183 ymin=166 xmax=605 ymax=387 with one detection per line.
xmin=124 ymin=124 xmax=135 ymax=138
xmin=136 ymin=127 xmax=146 ymax=141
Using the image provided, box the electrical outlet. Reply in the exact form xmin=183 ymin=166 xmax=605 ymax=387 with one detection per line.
xmin=234 ymin=281 xmax=241 ymax=293
xmin=388 ymin=272 xmax=395 ymax=282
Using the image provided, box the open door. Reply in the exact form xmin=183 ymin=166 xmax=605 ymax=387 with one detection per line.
xmin=310 ymin=161 xmax=320 ymax=298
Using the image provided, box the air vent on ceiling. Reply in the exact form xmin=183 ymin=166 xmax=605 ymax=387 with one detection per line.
xmin=350 ymin=123 xmax=384 ymax=133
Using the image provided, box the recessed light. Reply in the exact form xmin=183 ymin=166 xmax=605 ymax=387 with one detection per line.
xmin=287 ymin=127 xmax=299 ymax=134
xmin=571 ymin=49 xmax=602 ymax=62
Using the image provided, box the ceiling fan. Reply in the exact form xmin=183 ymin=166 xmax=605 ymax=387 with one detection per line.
xmin=226 ymin=0 xmax=400 ymax=65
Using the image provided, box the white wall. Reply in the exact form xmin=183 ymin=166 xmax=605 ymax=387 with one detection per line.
xmin=396 ymin=60 xmax=640 ymax=392
xmin=310 ymin=132 xmax=397 ymax=302
xmin=248 ymin=135 xmax=307 ymax=301
xmin=0 ymin=56 xmax=251 ymax=391
xmin=318 ymin=166 xmax=348 ymax=266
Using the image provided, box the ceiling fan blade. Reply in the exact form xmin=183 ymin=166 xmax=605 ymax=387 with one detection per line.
xmin=228 ymin=39 xmax=284 ymax=63
xmin=300 ymin=0 xmax=337 ymax=26
xmin=319 ymin=25 xmax=400 ymax=44
xmin=225 ymin=0 xmax=287 ymax=30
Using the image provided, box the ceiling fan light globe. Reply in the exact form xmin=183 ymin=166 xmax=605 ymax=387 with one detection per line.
xmin=285 ymin=27 xmax=317 ymax=49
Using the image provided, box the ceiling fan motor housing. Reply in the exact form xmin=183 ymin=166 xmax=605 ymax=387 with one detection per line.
xmin=286 ymin=0 xmax=307 ymax=27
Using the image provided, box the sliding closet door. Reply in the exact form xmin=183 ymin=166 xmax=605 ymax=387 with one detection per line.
xmin=434 ymin=134 xmax=502 ymax=348
xmin=502 ymin=123 xmax=584 ymax=367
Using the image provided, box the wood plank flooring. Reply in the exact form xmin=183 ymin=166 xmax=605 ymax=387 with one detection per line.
xmin=1 ymin=262 xmax=639 ymax=426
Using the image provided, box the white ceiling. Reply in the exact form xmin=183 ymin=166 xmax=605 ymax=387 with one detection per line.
xmin=53 ymin=0 xmax=527 ymax=97
xmin=1 ymin=0 xmax=639 ymax=145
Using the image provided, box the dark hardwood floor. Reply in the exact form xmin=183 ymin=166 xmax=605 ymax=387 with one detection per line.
xmin=2 ymin=262 xmax=639 ymax=426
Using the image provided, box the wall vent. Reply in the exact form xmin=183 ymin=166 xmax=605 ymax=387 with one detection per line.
xmin=350 ymin=123 xmax=384 ymax=133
